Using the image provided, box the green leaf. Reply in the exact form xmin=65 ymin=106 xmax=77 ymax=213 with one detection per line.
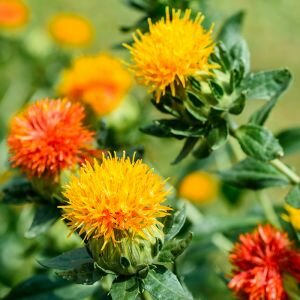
xmin=1 ymin=177 xmax=40 ymax=205
xmin=144 ymin=266 xmax=192 ymax=300
xmin=158 ymin=232 xmax=192 ymax=263
xmin=207 ymin=119 xmax=228 ymax=150
xmin=217 ymin=11 xmax=245 ymax=50
xmin=25 ymin=204 xmax=60 ymax=238
xmin=162 ymin=207 xmax=186 ymax=241
xmin=246 ymin=69 xmax=292 ymax=101
xmin=110 ymin=277 xmax=139 ymax=300
xmin=231 ymin=38 xmax=250 ymax=73
xmin=248 ymin=69 xmax=292 ymax=125
xmin=219 ymin=157 xmax=290 ymax=189
xmin=3 ymin=274 xmax=99 ymax=300
xmin=41 ymin=247 xmax=93 ymax=271
xmin=285 ymin=185 xmax=300 ymax=209
xmin=276 ymin=127 xmax=300 ymax=156
xmin=172 ymin=137 xmax=198 ymax=164
xmin=236 ymin=124 xmax=284 ymax=161
xmin=58 ymin=263 xmax=103 ymax=285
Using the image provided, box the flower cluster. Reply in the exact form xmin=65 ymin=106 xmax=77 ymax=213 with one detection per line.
xmin=48 ymin=13 xmax=93 ymax=47
xmin=58 ymin=54 xmax=132 ymax=115
xmin=229 ymin=225 xmax=300 ymax=300
xmin=8 ymin=99 xmax=95 ymax=180
xmin=125 ymin=7 xmax=216 ymax=101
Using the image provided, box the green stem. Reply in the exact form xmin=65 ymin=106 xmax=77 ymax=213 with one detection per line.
xmin=141 ymin=290 xmax=153 ymax=300
xmin=256 ymin=192 xmax=282 ymax=229
xmin=270 ymin=159 xmax=300 ymax=185
xmin=211 ymin=232 xmax=234 ymax=252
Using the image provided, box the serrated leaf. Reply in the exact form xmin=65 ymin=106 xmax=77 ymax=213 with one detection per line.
xmin=3 ymin=274 xmax=99 ymax=300
xmin=276 ymin=127 xmax=300 ymax=156
xmin=219 ymin=157 xmax=290 ymax=189
xmin=144 ymin=266 xmax=192 ymax=300
xmin=1 ymin=177 xmax=40 ymax=205
xmin=246 ymin=69 xmax=292 ymax=101
xmin=25 ymin=204 xmax=60 ymax=238
xmin=248 ymin=69 xmax=292 ymax=125
xmin=110 ymin=277 xmax=139 ymax=300
xmin=285 ymin=185 xmax=300 ymax=209
xmin=172 ymin=137 xmax=199 ymax=164
xmin=207 ymin=119 xmax=228 ymax=150
xmin=231 ymin=38 xmax=250 ymax=74
xmin=217 ymin=11 xmax=245 ymax=50
xmin=41 ymin=247 xmax=93 ymax=271
xmin=162 ymin=207 xmax=186 ymax=241
xmin=58 ymin=263 xmax=103 ymax=285
xmin=236 ymin=124 xmax=284 ymax=161
xmin=158 ymin=232 xmax=192 ymax=263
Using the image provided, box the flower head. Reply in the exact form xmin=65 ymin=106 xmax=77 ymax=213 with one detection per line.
xmin=8 ymin=99 xmax=95 ymax=179
xmin=124 ymin=7 xmax=216 ymax=101
xmin=58 ymin=54 xmax=132 ymax=115
xmin=0 ymin=0 xmax=28 ymax=29
xmin=61 ymin=153 xmax=171 ymax=248
xmin=48 ymin=13 xmax=93 ymax=47
xmin=229 ymin=225 xmax=300 ymax=300
xmin=282 ymin=204 xmax=300 ymax=230
xmin=178 ymin=171 xmax=219 ymax=204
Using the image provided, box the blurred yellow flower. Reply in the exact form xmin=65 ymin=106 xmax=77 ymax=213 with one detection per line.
xmin=178 ymin=171 xmax=219 ymax=204
xmin=124 ymin=7 xmax=216 ymax=101
xmin=282 ymin=204 xmax=300 ymax=230
xmin=61 ymin=153 xmax=171 ymax=249
xmin=58 ymin=54 xmax=132 ymax=116
xmin=0 ymin=0 xmax=28 ymax=29
xmin=48 ymin=13 xmax=93 ymax=47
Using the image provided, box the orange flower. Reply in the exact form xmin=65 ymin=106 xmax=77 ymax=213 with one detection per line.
xmin=8 ymin=99 xmax=95 ymax=179
xmin=178 ymin=171 xmax=219 ymax=204
xmin=61 ymin=153 xmax=170 ymax=248
xmin=58 ymin=54 xmax=132 ymax=116
xmin=48 ymin=13 xmax=93 ymax=47
xmin=0 ymin=0 xmax=28 ymax=29
xmin=229 ymin=225 xmax=300 ymax=300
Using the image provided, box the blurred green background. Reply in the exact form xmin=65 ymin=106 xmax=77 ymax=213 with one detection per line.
xmin=0 ymin=0 xmax=300 ymax=299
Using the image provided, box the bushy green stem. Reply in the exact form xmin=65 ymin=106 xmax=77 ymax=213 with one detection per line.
xmin=270 ymin=159 xmax=300 ymax=185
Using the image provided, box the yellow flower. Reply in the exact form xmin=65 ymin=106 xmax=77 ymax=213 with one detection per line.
xmin=124 ymin=7 xmax=216 ymax=101
xmin=48 ymin=13 xmax=93 ymax=47
xmin=61 ymin=153 xmax=171 ymax=249
xmin=0 ymin=0 xmax=28 ymax=29
xmin=178 ymin=171 xmax=219 ymax=204
xmin=282 ymin=204 xmax=300 ymax=230
xmin=58 ymin=54 xmax=132 ymax=116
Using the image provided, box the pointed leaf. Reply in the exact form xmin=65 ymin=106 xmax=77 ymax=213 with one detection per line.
xmin=163 ymin=207 xmax=186 ymax=241
xmin=144 ymin=266 xmax=192 ymax=300
xmin=41 ymin=247 xmax=93 ymax=271
xmin=218 ymin=11 xmax=245 ymax=50
xmin=219 ymin=157 xmax=290 ymax=189
xmin=158 ymin=232 xmax=193 ymax=263
xmin=110 ymin=277 xmax=139 ymax=300
xmin=285 ymin=185 xmax=300 ymax=209
xmin=236 ymin=124 xmax=284 ymax=161
xmin=276 ymin=127 xmax=300 ymax=156
xmin=25 ymin=204 xmax=60 ymax=238
xmin=172 ymin=137 xmax=198 ymax=164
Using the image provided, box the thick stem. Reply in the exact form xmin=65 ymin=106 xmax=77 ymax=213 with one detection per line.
xmin=141 ymin=290 xmax=153 ymax=300
xmin=270 ymin=159 xmax=300 ymax=185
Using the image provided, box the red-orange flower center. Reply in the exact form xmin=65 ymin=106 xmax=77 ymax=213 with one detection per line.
xmin=8 ymin=98 xmax=95 ymax=179
xmin=228 ymin=225 xmax=300 ymax=300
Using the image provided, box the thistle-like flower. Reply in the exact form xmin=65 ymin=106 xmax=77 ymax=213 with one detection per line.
xmin=48 ymin=13 xmax=93 ymax=47
xmin=124 ymin=7 xmax=216 ymax=101
xmin=0 ymin=0 xmax=28 ymax=29
xmin=8 ymin=99 xmax=95 ymax=179
xmin=229 ymin=225 xmax=300 ymax=300
xmin=178 ymin=171 xmax=219 ymax=204
xmin=58 ymin=54 xmax=132 ymax=116
xmin=61 ymin=153 xmax=171 ymax=274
